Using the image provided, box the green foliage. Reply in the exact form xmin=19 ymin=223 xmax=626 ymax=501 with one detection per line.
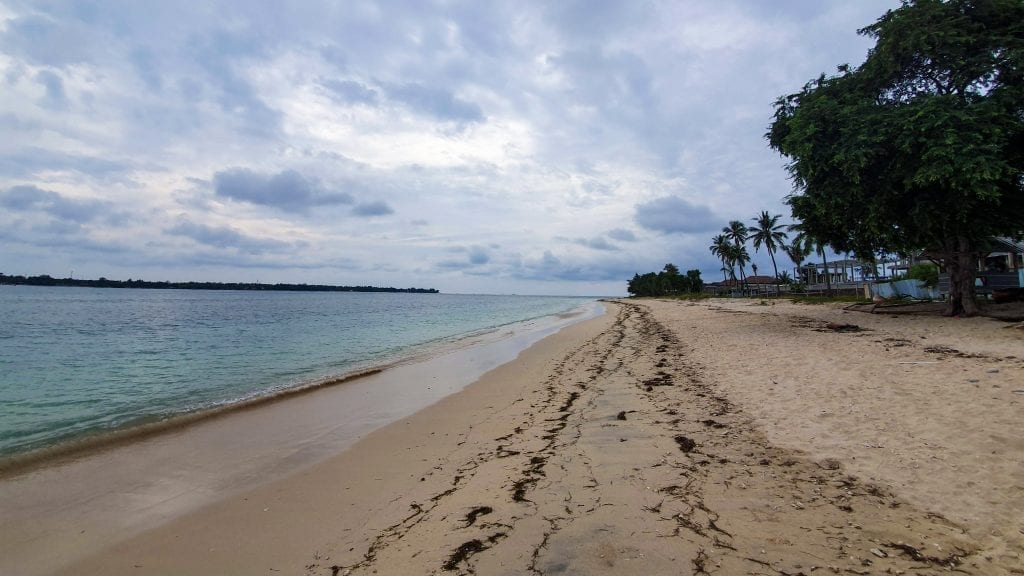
xmin=767 ymin=0 xmax=1024 ymax=316
xmin=906 ymin=262 xmax=940 ymax=287
xmin=749 ymin=211 xmax=789 ymax=278
xmin=627 ymin=264 xmax=703 ymax=297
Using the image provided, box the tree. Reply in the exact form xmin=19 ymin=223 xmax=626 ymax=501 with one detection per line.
xmin=686 ymin=269 xmax=704 ymax=293
xmin=628 ymin=264 xmax=703 ymax=296
xmin=783 ymin=242 xmax=810 ymax=271
xmin=724 ymin=243 xmax=752 ymax=290
xmin=768 ymin=0 xmax=1024 ymax=316
xmin=749 ymin=211 xmax=789 ymax=280
xmin=722 ymin=221 xmax=750 ymax=285
xmin=789 ymin=222 xmax=834 ymax=294
xmin=709 ymin=234 xmax=734 ymax=281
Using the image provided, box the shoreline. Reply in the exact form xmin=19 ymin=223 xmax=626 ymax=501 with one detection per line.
xmin=6 ymin=298 xmax=1022 ymax=575
xmin=0 ymin=300 xmax=601 ymax=477
xmin=0 ymin=301 xmax=604 ymax=576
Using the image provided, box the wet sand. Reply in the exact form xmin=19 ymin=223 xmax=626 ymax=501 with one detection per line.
xmin=0 ymin=305 xmax=599 ymax=576
xmin=7 ymin=299 xmax=1024 ymax=574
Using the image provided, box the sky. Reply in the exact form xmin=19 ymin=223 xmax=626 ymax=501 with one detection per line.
xmin=0 ymin=0 xmax=900 ymax=296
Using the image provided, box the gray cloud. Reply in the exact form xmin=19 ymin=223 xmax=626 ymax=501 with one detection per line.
xmin=352 ymin=200 xmax=394 ymax=217
xmin=166 ymin=220 xmax=292 ymax=254
xmin=319 ymin=78 xmax=378 ymax=104
xmin=607 ymin=228 xmax=637 ymax=242
xmin=0 ymin=14 xmax=92 ymax=67
xmin=0 ymin=1 xmax=901 ymax=295
xmin=213 ymin=168 xmax=354 ymax=212
xmin=0 ymin=148 xmax=133 ymax=179
xmin=189 ymin=29 xmax=282 ymax=137
xmin=435 ymin=245 xmax=490 ymax=270
xmin=635 ymin=196 xmax=718 ymax=235
xmin=384 ymin=82 xmax=484 ymax=123
xmin=575 ymin=237 xmax=619 ymax=251
xmin=1 ymin=185 xmax=110 ymax=223
xmin=35 ymin=70 xmax=68 ymax=109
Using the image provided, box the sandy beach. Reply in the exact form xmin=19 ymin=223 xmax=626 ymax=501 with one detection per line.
xmin=6 ymin=298 xmax=1024 ymax=575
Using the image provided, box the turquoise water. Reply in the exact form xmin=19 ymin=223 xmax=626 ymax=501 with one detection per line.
xmin=0 ymin=286 xmax=593 ymax=458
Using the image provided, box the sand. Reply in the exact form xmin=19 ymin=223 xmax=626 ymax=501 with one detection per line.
xmin=7 ymin=299 xmax=1024 ymax=574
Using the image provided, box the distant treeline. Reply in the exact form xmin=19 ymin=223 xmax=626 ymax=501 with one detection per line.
xmin=627 ymin=264 xmax=703 ymax=297
xmin=0 ymin=273 xmax=439 ymax=294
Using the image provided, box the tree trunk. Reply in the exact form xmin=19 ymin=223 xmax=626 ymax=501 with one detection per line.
xmin=944 ymin=235 xmax=980 ymax=317
xmin=821 ymin=250 xmax=832 ymax=295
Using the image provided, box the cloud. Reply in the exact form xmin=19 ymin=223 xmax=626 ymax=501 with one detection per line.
xmin=0 ymin=0 xmax=901 ymax=295
xmin=1 ymin=185 xmax=110 ymax=223
xmin=607 ymin=228 xmax=637 ymax=242
xmin=384 ymin=82 xmax=484 ymax=123
xmin=435 ymin=244 xmax=490 ymax=270
xmin=0 ymin=148 xmax=133 ymax=179
xmin=352 ymin=200 xmax=394 ymax=217
xmin=319 ymin=78 xmax=379 ymax=104
xmin=0 ymin=14 xmax=92 ymax=67
xmin=165 ymin=220 xmax=292 ymax=254
xmin=468 ymin=246 xmax=490 ymax=264
xmin=634 ymin=196 xmax=718 ymax=234
xmin=575 ymin=236 xmax=619 ymax=251
xmin=35 ymin=70 xmax=68 ymax=109
xmin=213 ymin=168 xmax=354 ymax=213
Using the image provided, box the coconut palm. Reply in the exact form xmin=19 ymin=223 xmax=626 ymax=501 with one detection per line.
xmin=725 ymin=243 xmax=751 ymax=292
xmin=788 ymin=222 xmax=833 ymax=293
xmin=749 ymin=211 xmax=788 ymax=280
xmin=722 ymin=220 xmax=749 ymax=284
xmin=709 ymin=234 xmax=734 ymax=281
xmin=783 ymin=242 xmax=811 ymax=283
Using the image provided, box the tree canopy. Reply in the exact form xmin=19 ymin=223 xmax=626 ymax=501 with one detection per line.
xmin=628 ymin=264 xmax=703 ymax=297
xmin=767 ymin=0 xmax=1024 ymax=315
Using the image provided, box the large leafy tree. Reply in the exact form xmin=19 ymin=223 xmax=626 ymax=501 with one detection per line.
xmin=749 ymin=211 xmax=789 ymax=280
xmin=768 ymin=0 xmax=1024 ymax=316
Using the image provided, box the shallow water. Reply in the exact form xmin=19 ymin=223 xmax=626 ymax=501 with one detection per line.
xmin=0 ymin=286 xmax=594 ymax=457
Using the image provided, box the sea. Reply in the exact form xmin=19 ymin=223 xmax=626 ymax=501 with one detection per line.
xmin=0 ymin=286 xmax=599 ymax=460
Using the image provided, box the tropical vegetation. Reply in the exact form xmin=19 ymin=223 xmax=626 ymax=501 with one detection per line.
xmin=766 ymin=0 xmax=1024 ymax=316
xmin=627 ymin=264 xmax=703 ymax=297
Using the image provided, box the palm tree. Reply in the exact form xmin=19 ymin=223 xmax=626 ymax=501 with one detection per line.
xmin=725 ymin=243 xmax=751 ymax=292
xmin=722 ymin=221 xmax=749 ymax=285
xmin=788 ymin=223 xmax=832 ymax=294
xmin=749 ymin=211 xmax=788 ymax=280
xmin=709 ymin=234 xmax=734 ymax=281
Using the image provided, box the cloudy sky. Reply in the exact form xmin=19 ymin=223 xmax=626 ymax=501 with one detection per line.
xmin=0 ymin=0 xmax=898 ymax=296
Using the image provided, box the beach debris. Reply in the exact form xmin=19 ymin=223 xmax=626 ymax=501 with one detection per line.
xmin=616 ymin=411 xmax=627 ymax=420
xmin=674 ymin=435 xmax=697 ymax=453
xmin=442 ymin=532 xmax=507 ymax=571
xmin=642 ymin=371 xmax=674 ymax=387
xmin=817 ymin=458 xmax=842 ymax=470
xmin=870 ymin=547 xmax=888 ymax=558
xmin=823 ymin=322 xmax=865 ymax=332
xmin=463 ymin=505 xmax=494 ymax=528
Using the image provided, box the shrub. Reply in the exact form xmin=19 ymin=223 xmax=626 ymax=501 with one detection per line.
xmin=906 ymin=262 xmax=939 ymax=288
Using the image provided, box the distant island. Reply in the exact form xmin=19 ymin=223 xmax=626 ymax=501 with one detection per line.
xmin=0 ymin=273 xmax=439 ymax=294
